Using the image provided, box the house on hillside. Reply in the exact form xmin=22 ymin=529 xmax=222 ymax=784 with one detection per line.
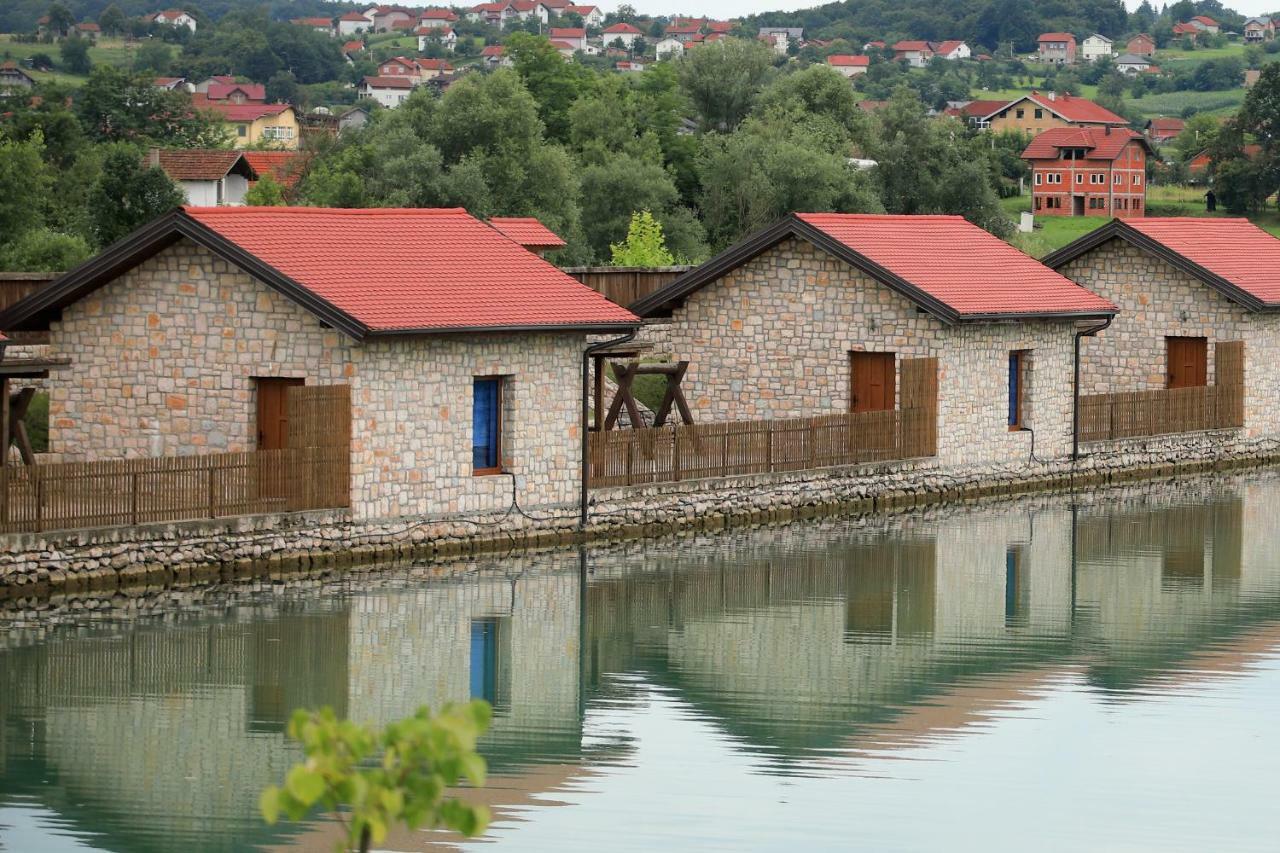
xmin=975 ymin=91 xmax=1128 ymax=136
xmin=1245 ymin=17 xmax=1275 ymax=42
xmin=418 ymin=8 xmax=459 ymax=28
xmin=1115 ymin=53 xmax=1153 ymax=74
xmin=759 ymin=27 xmax=803 ymax=54
xmin=489 ymin=217 xmax=567 ymax=256
xmin=369 ymin=5 xmax=415 ymax=31
xmin=0 ymin=207 xmax=639 ymax=521
xmin=549 ymin=27 xmax=586 ymax=50
xmin=893 ymin=40 xmax=933 ymax=67
xmin=1047 ymin=218 xmax=1280 ymax=444
xmin=1126 ymin=33 xmax=1156 ymax=56
xmin=75 ymin=21 xmax=100 ymax=39
xmin=0 ymin=61 xmax=36 ymax=94
xmin=1173 ymin=22 xmax=1201 ymax=43
xmin=1022 ymin=126 xmax=1152 ymax=218
xmin=467 ymin=3 xmax=511 ymax=26
xmin=631 ymin=213 xmax=1116 ymax=467
xmin=826 ymin=54 xmax=870 ymax=77
xmin=1081 ymin=34 xmax=1112 ymax=61
xmin=656 ymin=37 xmax=684 ymax=60
xmin=1188 ymin=144 xmax=1259 ymax=180
xmin=205 ymin=103 xmax=300 ymax=149
xmin=153 ymin=76 xmax=193 ymax=92
xmin=292 ymin=17 xmax=335 ymax=35
xmin=665 ymin=23 xmax=702 ymax=43
xmin=151 ymin=149 xmax=258 ymax=206
xmin=566 ymin=5 xmax=605 ymax=27
xmin=417 ymin=27 xmax=457 ymax=51
xmin=934 ymin=40 xmax=970 ymax=60
xmin=147 ymin=9 xmax=198 ymax=31
xmin=242 ymin=151 xmax=309 ymax=193
xmin=943 ymin=99 xmax=1009 ymax=127
xmin=203 ymin=81 xmax=266 ymax=104
xmin=1037 ymin=33 xmax=1077 ymax=64
xmin=509 ymin=1 xmax=551 ymax=25
xmin=1144 ymin=117 xmax=1184 ymax=145
xmin=338 ymin=106 xmax=370 ymax=133
xmin=601 ymin=22 xmax=642 ymax=50
xmin=360 ymin=76 xmax=416 ymax=108
xmin=337 ymin=12 xmax=372 ymax=35
xmin=1189 ymin=15 xmax=1220 ymax=34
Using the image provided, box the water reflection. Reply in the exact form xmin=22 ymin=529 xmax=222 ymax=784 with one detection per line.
xmin=3 ymin=474 xmax=1280 ymax=851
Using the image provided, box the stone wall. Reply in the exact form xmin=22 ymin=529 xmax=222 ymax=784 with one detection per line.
xmin=47 ymin=238 xmax=586 ymax=520
xmin=659 ymin=237 xmax=1078 ymax=465
xmin=1059 ymin=237 xmax=1280 ymax=440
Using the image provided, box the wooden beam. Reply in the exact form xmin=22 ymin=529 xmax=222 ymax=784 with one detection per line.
xmin=603 ymin=360 xmax=646 ymax=430
xmin=9 ymin=388 xmax=36 ymax=465
xmin=0 ymin=378 xmax=9 ymax=468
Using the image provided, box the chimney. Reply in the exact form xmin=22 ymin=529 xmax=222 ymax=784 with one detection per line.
xmin=1047 ymin=91 xmax=1056 ymax=101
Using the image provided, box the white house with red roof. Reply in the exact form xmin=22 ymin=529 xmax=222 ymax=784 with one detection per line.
xmin=481 ymin=44 xmax=513 ymax=67
xmin=549 ymin=27 xmax=585 ymax=50
xmin=1022 ymin=126 xmax=1153 ymax=218
xmin=826 ymin=54 xmax=870 ymax=77
xmin=418 ymin=8 xmax=459 ymax=27
xmin=933 ymin=40 xmax=970 ymax=60
xmin=1037 ymin=32 xmax=1077 ymax=64
xmin=1048 ymin=217 xmax=1280 ymax=445
xmin=565 ymin=5 xmax=604 ymax=27
xmin=149 ymin=149 xmax=258 ymax=206
xmin=601 ymin=22 xmax=642 ymax=49
xmin=631 ymin=213 xmax=1116 ymax=466
xmin=337 ymin=11 xmax=373 ymax=35
xmin=0 ymin=207 xmax=639 ymax=522
xmin=417 ymin=27 xmax=458 ymax=51
xmin=360 ymin=75 xmax=416 ymax=108
xmin=892 ymin=40 xmax=934 ymax=67
xmin=1189 ymin=15 xmax=1220 ymax=33
xmin=146 ymin=9 xmax=197 ymax=31
xmin=655 ymin=37 xmax=684 ymax=60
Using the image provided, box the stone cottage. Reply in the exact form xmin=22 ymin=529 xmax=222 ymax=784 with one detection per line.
xmin=0 ymin=206 xmax=639 ymax=520
xmin=632 ymin=213 xmax=1117 ymax=467
xmin=1046 ymin=217 xmax=1280 ymax=442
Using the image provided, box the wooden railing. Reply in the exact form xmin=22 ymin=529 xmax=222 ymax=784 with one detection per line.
xmin=1078 ymin=340 xmax=1245 ymax=443
xmin=0 ymin=447 xmax=349 ymax=534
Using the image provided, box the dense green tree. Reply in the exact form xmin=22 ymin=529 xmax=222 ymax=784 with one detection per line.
xmin=266 ymin=71 xmax=302 ymax=108
xmin=76 ymin=67 xmax=228 ymax=147
xmin=677 ymin=38 xmax=776 ymax=132
xmin=578 ymin=152 xmax=706 ymax=261
xmin=87 ymin=145 xmax=185 ymax=246
xmin=505 ymin=32 xmax=594 ymax=142
xmin=0 ymin=133 xmax=54 ymax=248
xmin=133 ymin=40 xmax=173 ymax=75
xmin=97 ymin=3 xmax=126 ymax=36
xmin=44 ymin=2 xmax=74 ymax=37
xmin=1172 ymin=113 xmax=1221 ymax=162
xmin=59 ymin=37 xmax=91 ymax=75
xmin=245 ymin=174 xmax=287 ymax=206
xmin=0 ymin=228 xmax=91 ymax=272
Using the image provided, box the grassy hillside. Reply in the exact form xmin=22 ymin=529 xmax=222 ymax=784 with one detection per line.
xmin=0 ymin=33 xmax=138 ymax=85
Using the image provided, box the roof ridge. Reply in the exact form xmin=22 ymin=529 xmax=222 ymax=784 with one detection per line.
xmin=181 ymin=206 xmax=469 ymax=216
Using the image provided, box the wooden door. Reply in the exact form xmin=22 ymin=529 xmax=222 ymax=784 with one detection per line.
xmin=850 ymin=352 xmax=895 ymax=413
xmin=1166 ymin=337 xmax=1207 ymax=389
xmin=255 ymin=378 xmax=304 ymax=450
xmin=1072 ymin=195 xmax=1085 ymax=216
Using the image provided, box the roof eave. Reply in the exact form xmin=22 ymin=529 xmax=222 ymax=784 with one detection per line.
xmin=954 ymin=308 xmax=1118 ymax=323
xmin=363 ymin=321 xmax=642 ymax=337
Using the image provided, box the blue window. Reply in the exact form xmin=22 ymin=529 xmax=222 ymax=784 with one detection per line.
xmin=1008 ymin=351 xmax=1026 ymax=429
xmin=470 ymin=619 xmax=499 ymax=702
xmin=473 ymin=377 xmax=502 ymax=472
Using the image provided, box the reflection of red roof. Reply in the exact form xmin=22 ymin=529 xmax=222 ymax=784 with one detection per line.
xmin=826 ymin=54 xmax=869 ymax=67
xmin=242 ymin=151 xmax=308 ymax=188
xmin=489 ymin=217 xmax=567 ymax=250
xmin=1021 ymin=126 xmax=1151 ymax=160
xmin=795 ymin=214 xmax=1116 ymax=318
xmin=182 ymin=207 xmax=638 ymax=332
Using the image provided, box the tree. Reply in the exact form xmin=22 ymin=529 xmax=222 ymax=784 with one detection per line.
xmin=505 ymin=31 xmax=593 ymax=142
xmin=610 ymin=210 xmax=676 ymax=266
xmin=579 ymin=152 xmax=705 ymax=261
xmin=266 ymin=71 xmax=302 ymax=108
xmin=1172 ymin=113 xmax=1221 ymax=162
xmin=98 ymin=3 xmax=126 ymax=36
xmin=245 ymin=174 xmax=287 ymax=206
xmin=677 ymin=38 xmax=775 ymax=131
xmin=59 ymin=37 xmax=91 ymax=75
xmin=76 ymin=67 xmax=228 ymax=147
xmin=0 ymin=133 xmax=54 ymax=250
xmin=0 ymin=228 xmax=91 ymax=272
xmin=87 ymin=145 xmax=185 ymax=247
xmin=133 ymin=40 xmax=173 ymax=75
xmin=45 ymin=2 xmax=75 ymax=38
xmin=260 ymin=703 xmax=491 ymax=853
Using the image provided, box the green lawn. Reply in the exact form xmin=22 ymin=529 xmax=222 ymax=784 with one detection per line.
xmin=0 ymin=33 xmax=138 ymax=85
xmin=1126 ymin=88 xmax=1245 ymax=118
xmin=1154 ymin=42 xmax=1247 ymax=67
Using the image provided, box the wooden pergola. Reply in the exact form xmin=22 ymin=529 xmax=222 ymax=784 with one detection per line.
xmin=0 ymin=353 xmax=70 ymax=466
xmin=589 ymin=340 xmax=694 ymax=431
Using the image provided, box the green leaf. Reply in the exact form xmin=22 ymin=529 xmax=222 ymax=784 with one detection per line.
xmin=286 ymin=766 xmax=326 ymax=807
xmin=259 ymin=786 xmax=280 ymax=825
xmin=460 ymin=754 xmax=487 ymax=787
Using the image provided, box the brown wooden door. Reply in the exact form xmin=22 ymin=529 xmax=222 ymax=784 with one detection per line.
xmin=850 ymin=352 xmax=895 ymax=413
xmin=255 ymin=378 xmax=304 ymax=450
xmin=1166 ymin=337 xmax=1207 ymax=389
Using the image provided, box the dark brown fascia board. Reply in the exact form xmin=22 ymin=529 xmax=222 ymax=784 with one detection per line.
xmin=1043 ymin=219 xmax=1275 ymax=313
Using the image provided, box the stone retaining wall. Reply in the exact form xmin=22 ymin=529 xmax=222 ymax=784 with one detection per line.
xmin=3 ymin=427 xmax=1278 ymax=602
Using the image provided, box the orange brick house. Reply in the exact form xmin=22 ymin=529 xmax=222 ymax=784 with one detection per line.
xmin=1023 ymin=127 xmax=1153 ymax=218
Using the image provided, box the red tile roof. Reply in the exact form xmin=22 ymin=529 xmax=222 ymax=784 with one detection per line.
xmin=1124 ymin=218 xmax=1280 ymax=305
xmin=603 ymin=22 xmax=641 ymax=34
xmin=1038 ymin=32 xmax=1076 ymax=43
xmin=362 ymin=75 xmax=415 ymax=89
xmin=182 ymin=207 xmax=637 ymax=333
xmin=1192 ymin=15 xmax=1218 ymax=26
xmin=893 ymin=40 xmax=931 ymax=52
xmin=665 ymin=23 xmax=701 ymax=34
xmin=343 ymin=40 xmax=364 ymax=53
xmin=481 ymin=45 xmax=506 ymax=56
xmin=204 ymin=102 xmax=292 ymax=122
xmin=794 ymin=214 xmax=1115 ymax=318
xmin=206 ymin=82 xmax=266 ymax=102
xmin=935 ymin=40 xmax=965 ymax=55
xmin=293 ymin=17 xmax=333 ymax=27
xmin=339 ymin=11 xmax=371 ymax=21
xmin=1173 ymin=22 xmax=1200 ymax=35
xmin=986 ymin=92 xmax=1127 ymax=126
xmin=826 ymin=54 xmax=870 ymax=67
xmin=153 ymin=149 xmax=254 ymax=181
xmin=1146 ymin=117 xmax=1184 ymax=133
xmin=242 ymin=151 xmax=308 ymax=188
xmin=489 ymin=217 xmax=567 ymax=250
xmin=953 ymin=98 xmax=1009 ymax=118
xmin=1021 ymin=126 xmax=1150 ymax=160
xmin=550 ymin=27 xmax=585 ymax=38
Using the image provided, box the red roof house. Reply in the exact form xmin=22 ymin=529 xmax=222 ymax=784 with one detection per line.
xmin=489 ymin=217 xmax=567 ymax=254
xmin=1037 ymin=32 xmax=1077 ymax=64
xmin=1144 ymin=117 xmax=1185 ymax=144
xmin=825 ymin=54 xmax=870 ymax=76
xmin=1022 ymin=127 xmax=1154 ymax=218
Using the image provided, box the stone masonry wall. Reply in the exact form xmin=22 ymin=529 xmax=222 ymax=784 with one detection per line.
xmin=47 ymin=239 xmax=586 ymax=521
xmin=1059 ymin=238 xmax=1280 ymax=440
xmin=660 ymin=237 xmax=1078 ymax=465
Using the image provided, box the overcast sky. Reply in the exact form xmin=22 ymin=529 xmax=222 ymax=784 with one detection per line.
xmin=623 ymin=1 xmax=1276 ymax=20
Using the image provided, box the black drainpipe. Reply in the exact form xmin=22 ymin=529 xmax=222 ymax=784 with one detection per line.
xmin=581 ymin=329 xmax=638 ymax=529
xmin=1073 ymin=316 xmax=1113 ymax=460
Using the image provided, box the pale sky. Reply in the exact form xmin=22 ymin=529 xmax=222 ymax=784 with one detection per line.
xmin=623 ymin=0 xmax=1277 ymax=20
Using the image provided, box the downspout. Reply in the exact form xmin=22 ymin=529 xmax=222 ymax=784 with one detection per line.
xmin=581 ymin=329 xmax=638 ymax=529
xmin=1073 ymin=316 xmax=1113 ymax=460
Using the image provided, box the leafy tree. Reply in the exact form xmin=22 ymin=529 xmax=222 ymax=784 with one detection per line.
xmin=0 ymin=228 xmax=91 ymax=272
xmin=0 ymin=133 xmax=54 ymax=249
xmin=245 ymin=174 xmax=287 ymax=206
xmin=76 ymin=67 xmax=228 ymax=147
xmin=260 ymin=703 xmax=491 ymax=853
xmin=87 ymin=145 xmax=184 ymax=247
xmin=1172 ymin=113 xmax=1221 ymax=162
xmin=133 ymin=40 xmax=173 ymax=75
xmin=98 ymin=3 xmax=126 ymax=36
xmin=266 ymin=71 xmax=302 ymax=108
xmin=611 ymin=210 xmax=676 ymax=266
xmin=579 ymin=151 xmax=706 ymax=261
xmin=505 ymin=32 xmax=594 ymax=142
xmin=59 ymin=36 xmax=91 ymax=75
xmin=44 ymin=2 xmax=75 ymax=38
xmin=677 ymin=38 xmax=775 ymax=131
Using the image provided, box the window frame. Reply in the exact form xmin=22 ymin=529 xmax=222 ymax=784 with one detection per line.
xmin=1008 ymin=350 xmax=1028 ymax=431
xmin=472 ymin=375 xmax=505 ymax=476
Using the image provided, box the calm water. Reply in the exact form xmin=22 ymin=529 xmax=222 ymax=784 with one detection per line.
xmin=4 ymin=474 xmax=1280 ymax=852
